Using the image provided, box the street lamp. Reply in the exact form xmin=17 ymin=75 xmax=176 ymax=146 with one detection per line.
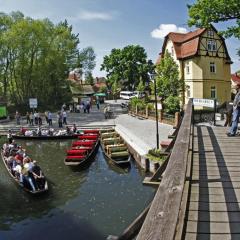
xmin=148 ymin=72 xmax=159 ymax=149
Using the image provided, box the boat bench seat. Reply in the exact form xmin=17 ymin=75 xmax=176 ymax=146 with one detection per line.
xmin=67 ymin=149 xmax=88 ymax=155
xmin=66 ymin=155 xmax=85 ymax=159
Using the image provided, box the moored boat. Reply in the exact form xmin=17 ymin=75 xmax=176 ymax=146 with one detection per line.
xmin=100 ymin=129 xmax=131 ymax=167
xmin=64 ymin=130 xmax=100 ymax=167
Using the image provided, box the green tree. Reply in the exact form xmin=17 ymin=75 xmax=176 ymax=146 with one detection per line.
xmin=154 ymin=51 xmax=183 ymax=101
xmin=78 ymin=46 xmax=96 ymax=77
xmin=111 ymin=79 xmax=120 ymax=101
xmin=188 ymin=0 xmax=240 ymax=54
xmin=164 ymin=95 xmax=180 ymax=114
xmin=101 ymin=45 xmax=154 ymax=90
xmin=85 ymin=71 xmax=94 ymax=85
xmin=136 ymin=78 xmax=145 ymax=92
xmin=0 ymin=12 xmax=96 ymax=109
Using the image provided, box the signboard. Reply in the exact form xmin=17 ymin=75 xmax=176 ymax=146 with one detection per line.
xmin=157 ymin=103 xmax=162 ymax=110
xmin=29 ymin=98 xmax=38 ymax=108
xmin=193 ymin=98 xmax=215 ymax=108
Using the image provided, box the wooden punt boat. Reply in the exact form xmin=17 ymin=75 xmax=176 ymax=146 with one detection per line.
xmin=1 ymin=151 xmax=48 ymax=195
xmin=12 ymin=134 xmax=81 ymax=140
xmin=100 ymin=130 xmax=131 ymax=167
xmin=64 ymin=130 xmax=100 ymax=167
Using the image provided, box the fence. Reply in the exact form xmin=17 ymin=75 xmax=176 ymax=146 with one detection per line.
xmin=129 ymin=105 xmax=177 ymax=126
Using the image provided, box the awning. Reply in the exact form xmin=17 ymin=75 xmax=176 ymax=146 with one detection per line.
xmin=94 ymin=93 xmax=106 ymax=97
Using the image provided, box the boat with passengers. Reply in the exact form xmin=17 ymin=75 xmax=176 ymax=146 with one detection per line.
xmin=1 ymin=141 xmax=48 ymax=194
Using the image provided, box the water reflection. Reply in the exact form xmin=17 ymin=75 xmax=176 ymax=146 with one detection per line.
xmin=0 ymin=139 xmax=155 ymax=240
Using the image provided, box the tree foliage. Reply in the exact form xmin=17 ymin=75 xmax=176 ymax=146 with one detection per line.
xmin=0 ymin=12 xmax=95 ymax=109
xmin=78 ymin=46 xmax=96 ymax=78
xmin=188 ymin=0 xmax=240 ymax=39
xmin=154 ymin=51 xmax=183 ymax=101
xmin=101 ymin=45 xmax=154 ymax=91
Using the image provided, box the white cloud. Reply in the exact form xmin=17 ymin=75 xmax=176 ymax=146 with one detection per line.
xmin=151 ymin=24 xmax=187 ymax=39
xmin=78 ymin=10 xmax=113 ymax=21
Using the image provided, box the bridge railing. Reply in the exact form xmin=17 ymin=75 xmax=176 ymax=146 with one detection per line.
xmin=137 ymin=100 xmax=193 ymax=240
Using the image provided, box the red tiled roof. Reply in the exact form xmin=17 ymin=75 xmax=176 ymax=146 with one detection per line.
xmin=164 ymin=28 xmax=205 ymax=59
xmin=231 ymin=74 xmax=240 ymax=84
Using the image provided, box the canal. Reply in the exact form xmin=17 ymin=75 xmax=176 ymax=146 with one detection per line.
xmin=0 ymin=139 xmax=155 ymax=240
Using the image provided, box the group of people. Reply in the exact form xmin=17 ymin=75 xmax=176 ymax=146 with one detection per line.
xmin=15 ymin=111 xmax=53 ymax=126
xmin=18 ymin=124 xmax=78 ymax=137
xmin=74 ymin=101 xmax=92 ymax=114
xmin=25 ymin=111 xmax=53 ymax=126
xmin=2 ymin=135 xmax=45 ymax=191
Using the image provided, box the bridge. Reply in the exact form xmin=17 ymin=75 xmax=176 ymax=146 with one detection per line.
xmin=135 ymin=100 xmax=240 ymax=240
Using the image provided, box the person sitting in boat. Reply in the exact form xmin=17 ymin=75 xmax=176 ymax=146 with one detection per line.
xmin=20 ymin=127 xmax=27 ymax=136
xmin=2 ymin=142 xmax=9 ymax=157
xmin=31 ymin=160 xmax=45 ymax=189
xmin=66 ymin=126 xmax=71 ymax=135
xmin=49 ymin=128 xmax=54 ymax=136
xmin=9 ymin=140 xmax=18 ymax=155
xmin=71 ymin=124 xmax=77 ymax=133
xmin=13 ymin=164 xmax=22 ymax=180
xmin=21 ymin=158 xmax=36 ymax=191
xmin=7 ymin=130 xmax=13 ymax=144
xmin=36 ymin=127 xmax=42 ymax=136
xmin=16 ymin=145 xmax=26 ymax=158
xmin=6 ymin=155 xmax=16 ymax=169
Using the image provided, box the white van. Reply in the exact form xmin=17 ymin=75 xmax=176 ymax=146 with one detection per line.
xmin=120 ymin=91 xmax=134 ymax=100
xmin=133 ymin=91 xmax=145 ymax=98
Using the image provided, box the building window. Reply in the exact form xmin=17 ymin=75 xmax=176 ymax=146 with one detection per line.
xmin=210 ymin=62 xmax=216 ymax=73
xmin=207 ymin=40 xmax=217 ymax=51
xmin=186 ymin=62 xmax=190 ymax=74
xmin=211 ymin=86 xmax=216 ymax=99
xmin=207 ymin=29 xmax=214 ymax=37
xmin=171 ymin=46 xmax=174 ymax=57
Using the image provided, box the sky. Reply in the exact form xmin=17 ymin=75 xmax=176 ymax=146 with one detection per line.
xmin=0 ymin=0 xmax=239 ymax=77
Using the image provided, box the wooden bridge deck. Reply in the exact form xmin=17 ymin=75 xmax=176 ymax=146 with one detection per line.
xmin=183 ymin=125 xmax=240 ymax=240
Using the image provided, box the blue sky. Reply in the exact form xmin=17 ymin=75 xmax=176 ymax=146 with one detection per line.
xmin=0 ymin=0 xmax=239 ymax=77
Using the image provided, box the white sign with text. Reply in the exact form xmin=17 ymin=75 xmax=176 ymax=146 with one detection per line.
xmin=193 ymin=98 xmax=215 ymax=108
xmin=29 ymin=98 xmax=38 ymax=108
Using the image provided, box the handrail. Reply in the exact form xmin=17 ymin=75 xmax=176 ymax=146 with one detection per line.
xmin=137 ymin=100 xmax=193 ymax=240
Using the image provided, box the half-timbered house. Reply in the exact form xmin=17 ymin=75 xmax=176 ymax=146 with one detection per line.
xmin=157 ymin=25 xmax=232 ymax=104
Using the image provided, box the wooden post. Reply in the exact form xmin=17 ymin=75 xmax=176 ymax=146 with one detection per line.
xmin=146 ymin=106 xmax=149 ymax=118
xmin=175 ymin=112 xmax=180 ymax=128
xmin=159 ymin=110 xmax=163 ymax=122
xmin=136 ymin=105 xmax=138 ymax=115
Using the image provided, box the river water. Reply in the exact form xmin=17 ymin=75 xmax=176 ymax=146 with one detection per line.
xmin=0 ymin=139 xmax=155 ymax=240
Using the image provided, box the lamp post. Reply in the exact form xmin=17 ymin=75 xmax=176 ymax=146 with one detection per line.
xmin=148 ymin=73 xmax=159 ymax=149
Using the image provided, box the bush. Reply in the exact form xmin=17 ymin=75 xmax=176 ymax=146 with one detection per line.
xmin=129 ymin=97 xmax=146 ymax=110
xmin=146 ymin=148 xmax=166 ymax=163
xmin=164 ymin=95 xmax=180 ymax=114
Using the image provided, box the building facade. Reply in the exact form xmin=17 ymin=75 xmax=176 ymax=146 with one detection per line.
xmin=158 ymin=25 xmax=232 ymax=105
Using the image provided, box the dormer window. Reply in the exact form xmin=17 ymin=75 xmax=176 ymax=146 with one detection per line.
xmin=207 ymin=40 xmax=217 ymax=51
xmin=207 ymin=29 xmax=214 ymax=37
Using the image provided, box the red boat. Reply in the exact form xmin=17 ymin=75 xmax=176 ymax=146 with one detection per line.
xmin=64 ymin=130 xmax=100 ymax=167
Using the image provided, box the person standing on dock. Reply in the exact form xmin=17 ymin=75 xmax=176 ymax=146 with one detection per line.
xmin=227 ymin=83 xmax=240 ymax=136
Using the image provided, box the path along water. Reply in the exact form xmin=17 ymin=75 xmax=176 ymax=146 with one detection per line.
xmin=0 ymin=139 xmax=155 ymax=240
